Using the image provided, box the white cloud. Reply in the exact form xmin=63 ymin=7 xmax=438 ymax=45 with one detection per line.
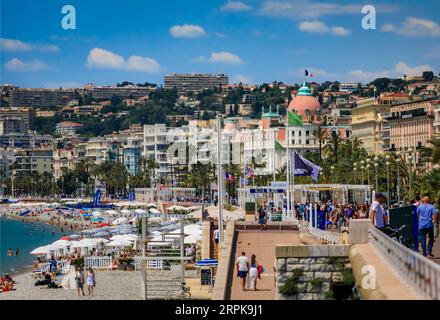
xmin=298 ymin=21 xmax=350 ymax=36
xmin=209 ymin=51 xmax=243 ymax=65
xmin=231 ymin=74 xmax=252 ymax=84
xmin=194 ymin=51 xmax=243 ymax=65
xmin=193 ymin=56 xmax=208 ymax=63
xmin=394 ymin=61 xmax=432 ymax=76
xmin=86 ymin=48 xmax=161 ymax=73
xmin=169 ymin=24 xmax=207 ymax=38
xmin=381 ymin=17 xmax=440 ymax=37
xmin=380 ymin=23 xmax=395 ymax=32
xmin=346 ymin=69 xmax=391 ymax=82
xmin=126 ymin=55 xmax=161 ymax=73
xmin=331 ymin=26 xmax=350 ymax=36
xmin=38 ymin=44 xmax=60 ymax=52
xmin=0 ymin=38 xmax=60 ymax=52
xmin=5 ymin=58 xmax=47 ymax=72
xmin=260 ymin=1 xmax=397 ymax=20
xmin=0 ymin=38 xmax=32 ymax=51
xmin=346 ymin=62 xmax=433 ymax=82
xmin=221 ymin=1 xmax=252 ymax=12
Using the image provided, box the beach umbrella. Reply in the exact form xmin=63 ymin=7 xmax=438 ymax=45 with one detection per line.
xmin=184 ymin=234 xmax=202 ymax=244
xmin=149 ymin=208 xmax=161 ymax=214
xmin=30 ymin=246 xmax=50 ymax=255
xmin=112 ymin=217 xmax=128 ymax=225
xmin=68 ymin=234 xmax=82 ymax=240
xmin=134 ymin=209 xmax=146 ymax=214
xmin=19 ymin=209 xmax=32 ymax=216
xmin=94 ymin=231 xmax=110 ymax=238
xmin=92 ymin=211 xmax=102 ymax=216
xmin=30 ymin=245 xmax=58 ymax=255
xmin=99 ymin=223 xmax=110 ymax=227
xmin=51 ymin=240 xmax=72 ymax=247
xmin=91 ymin=217 xmax=104 ymax=222
xmin=147 ymin=203 xmax=157 ymax=207
xmin=105 ymin=239 xmax=132 ymax=247
xmin=60 ymin=236 xmax=73 ymax=241
xmin=120 ymin=209 xmax=131 ymax=214
xmin=105 ymin=210 xmax=118 ymax=215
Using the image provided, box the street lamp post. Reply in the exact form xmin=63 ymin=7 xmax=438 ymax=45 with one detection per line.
xmin=386 ymin=159 xmax=390 ymax=208
xmin=360 ymin=160 xmax=365 ymax=185
xmin=406 ymin=148 xmax=414 ymax=201
xmin=374 ymin=156 xmax=379 ymax=193
xmin=396 ymin=151 xmax=401 ymax=204
xmin=366 ymin=163 xmax=370 ymax=187
xmin=330 ymin=166 xmax=335 ymax=184
xmin=353 ymin=162 xmax=357 ymax=184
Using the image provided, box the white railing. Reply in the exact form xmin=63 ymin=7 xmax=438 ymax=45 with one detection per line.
xmin=369 ymin=225 xmax=440 ymax=300
xmin=135 ymin=258 xmax=164 ymax=270
xmin=34 ymin=260 xmax=70 ymax=274
xmin=298 ymin=220 xmax=343 ymax=245
xmin=84 ymin=256 xmax=113 ymax=270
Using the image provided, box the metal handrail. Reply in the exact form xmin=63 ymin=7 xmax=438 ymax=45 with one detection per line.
xmin=369 ymin=225 xmax=440 ymax=300
xmin=298 ymin=220 xmax=343 ymax=245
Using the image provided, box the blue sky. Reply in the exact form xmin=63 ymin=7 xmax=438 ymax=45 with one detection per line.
xmin=1 ymin=0 xmax=439 ymax=88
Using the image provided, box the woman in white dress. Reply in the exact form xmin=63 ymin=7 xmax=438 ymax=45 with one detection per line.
xmin=248 ymin=254 xmax=258 ymax=291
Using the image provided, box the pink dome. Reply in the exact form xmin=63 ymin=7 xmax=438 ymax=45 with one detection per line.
xmin=287 ymin=95 xmax=321 ymax=116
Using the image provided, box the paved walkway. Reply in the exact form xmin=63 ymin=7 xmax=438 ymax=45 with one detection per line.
xmin=349 ymin=244 xmax=423 ymax=300
xmin=228 ymin=230 xmax=301 ymax=300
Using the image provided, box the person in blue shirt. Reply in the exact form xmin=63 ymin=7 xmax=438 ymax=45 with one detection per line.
xmin=417 ymin=196 xmax=437 ymax=257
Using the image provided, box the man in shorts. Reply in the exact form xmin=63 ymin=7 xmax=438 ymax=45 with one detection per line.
xmin=236 ymin=251 xmax=249 ymax=291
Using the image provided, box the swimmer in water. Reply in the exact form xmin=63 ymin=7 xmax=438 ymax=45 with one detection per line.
xmin=15 ymin=248 xmax=19 ymax=256
xmin=7 ymin=248 xmax=13 ymax=256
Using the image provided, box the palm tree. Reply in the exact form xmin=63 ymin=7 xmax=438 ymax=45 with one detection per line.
xmin=275 ymin=164 xmax=287 ymax=181
xmin=325 ymin=130 xmax=342 ymax=163
xmin=186 ymin=162 xmax=216 ymax=214
xmin=313 ymin=125 xmax=325 ymax=163
xmin=420 ymin=134 xmax=440 ymax=165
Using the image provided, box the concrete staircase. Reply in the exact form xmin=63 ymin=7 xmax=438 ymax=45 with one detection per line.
xmin=145 ymin=270 xmax=182 ymax=300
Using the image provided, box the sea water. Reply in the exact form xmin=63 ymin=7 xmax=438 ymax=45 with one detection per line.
xmin=0 ymin=216 xmax=70 ymax=275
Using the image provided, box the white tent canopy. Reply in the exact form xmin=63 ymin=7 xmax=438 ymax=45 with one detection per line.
xmin=112 ymin=217 xmax=128 ymax=225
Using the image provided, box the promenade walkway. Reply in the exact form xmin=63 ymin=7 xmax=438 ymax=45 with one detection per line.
xmin=227 ymin=229 xmax=301 ymax=300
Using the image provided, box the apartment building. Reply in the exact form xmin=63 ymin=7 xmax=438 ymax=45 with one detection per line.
xmin=53 ymin=147 xmax=79 ymax=179
xmin=0 ymin=107 xmax=34 ymax=134
xmin=351 ymin=97 xmax=391 ymax=155
xmin=383 ymin=99 xmax=437 ymax=164
xmin=55 ymin=121 xmax=83 ymax=136
xmin=85 ymin=85 xmax=155 ymax=100
xmin=3 ymin=87 xmax=76 ymax=108
xmin=164 ymin=73 xmax=228 ymax=94
xmin=14 ymin=146 xmax=53 ymax=175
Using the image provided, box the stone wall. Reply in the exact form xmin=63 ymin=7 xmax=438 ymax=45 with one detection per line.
xmin=275 ymin=245 xmax=351 ymax=300
xmin=277 ymin=256 xmax=350 ymax=300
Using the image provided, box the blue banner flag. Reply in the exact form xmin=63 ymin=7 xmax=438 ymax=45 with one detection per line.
xmin=290 ymin=151 xmax=321 ymax=183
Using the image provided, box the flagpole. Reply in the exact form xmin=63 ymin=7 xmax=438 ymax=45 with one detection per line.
xmin=286 ymin=119 xmax=291 ymax=219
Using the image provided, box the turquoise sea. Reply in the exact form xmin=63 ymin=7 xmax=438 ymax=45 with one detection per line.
xmin=0 ymin=216 xmax=70 ymax=275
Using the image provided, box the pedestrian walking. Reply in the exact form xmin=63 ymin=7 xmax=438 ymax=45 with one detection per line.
xmin=248 ymin=254 xmax=259 ymax=291
xmin=86 ymin=268 xmax=96 ymax=297
xmin=417 ymin=196 xmax=437 ymax=257
xmin=236 ymin=252 xmax=249 ymax=291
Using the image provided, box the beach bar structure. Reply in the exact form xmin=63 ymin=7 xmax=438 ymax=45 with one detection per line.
xmin=237 ymin=184 xmax=372 ymax=209
xmin=135 ymin=213 xmax=193 ymax=300
xmin=135 ymin=188 xmax=196 ymax=203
